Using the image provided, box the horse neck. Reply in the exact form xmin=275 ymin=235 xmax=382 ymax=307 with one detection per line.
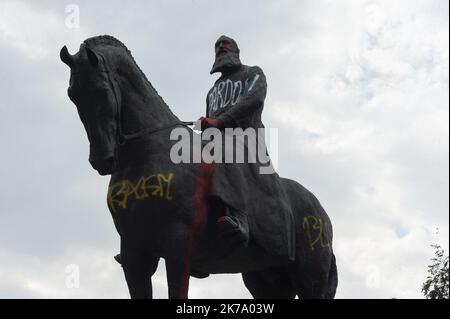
xmin=116 ymin=58 xmax=180 ymax=135
xmin=114 ymin=55 xmax=180 ymax=167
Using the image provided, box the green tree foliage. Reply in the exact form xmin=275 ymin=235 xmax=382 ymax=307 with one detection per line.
xmin=422 ymin=244 xmax=449 ymax=299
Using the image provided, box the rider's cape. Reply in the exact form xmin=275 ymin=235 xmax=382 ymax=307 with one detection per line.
xmin=205 ymin=65 xmax=295 ymax=261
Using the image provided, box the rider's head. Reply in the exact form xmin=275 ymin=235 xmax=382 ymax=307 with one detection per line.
xmin=210 ymin=35 xmax=242 ymax=75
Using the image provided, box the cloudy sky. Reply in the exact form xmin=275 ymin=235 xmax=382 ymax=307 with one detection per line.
xmin=0 ymin=0 xmax=448 ymax=299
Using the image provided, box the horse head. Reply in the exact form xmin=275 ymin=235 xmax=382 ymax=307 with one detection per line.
xmin=60 ymin=43 xmax=120 ymax=175
xmin=61 ymin=36 xmax=180 ymax=176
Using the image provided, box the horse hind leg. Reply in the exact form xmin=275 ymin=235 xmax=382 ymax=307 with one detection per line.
xmin=325 ymin=253 xmax=338 ymax=299
xmin=293 ymin=253 xmax=337 ymax=299
xmin=242 ymin=267 xmax=296 ymax=299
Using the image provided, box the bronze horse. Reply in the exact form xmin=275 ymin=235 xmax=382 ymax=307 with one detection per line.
xmin=60 ymin=35 xmax=337 ymax=299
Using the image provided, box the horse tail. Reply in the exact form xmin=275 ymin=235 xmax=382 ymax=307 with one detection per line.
xmin=326 ymin=253 xmax=338 ymax=299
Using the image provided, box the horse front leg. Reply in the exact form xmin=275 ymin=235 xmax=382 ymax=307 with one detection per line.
xmin=120 ymin=239 xmax=159 ymax=299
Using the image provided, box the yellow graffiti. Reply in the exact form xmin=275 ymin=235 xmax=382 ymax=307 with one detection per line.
xmin=302 ymin=216 xmax=332 ymax=251
xmin=108 ymin=172 xmax=174 ymax=212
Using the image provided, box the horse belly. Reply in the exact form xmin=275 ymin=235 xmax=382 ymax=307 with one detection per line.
xmin=191 ymin=239 xmax=287 ymax=274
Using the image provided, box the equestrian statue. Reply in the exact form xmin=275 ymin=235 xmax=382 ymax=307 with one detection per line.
xmin=60 ymin=35 xmax=338 ymax=299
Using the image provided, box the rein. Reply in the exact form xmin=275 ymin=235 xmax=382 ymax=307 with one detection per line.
xmin=117 ymin=122 xmax=187 ymax=146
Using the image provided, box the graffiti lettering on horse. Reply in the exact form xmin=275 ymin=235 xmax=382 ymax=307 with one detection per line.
xmin=108 ymin=173 xmax=174 ymax=212
xmin=302 ymin=216 xmax=332 ymax=251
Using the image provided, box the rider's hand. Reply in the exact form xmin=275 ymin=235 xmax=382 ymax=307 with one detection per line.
xmin=200 ymin=117 xmax=223 ymax=130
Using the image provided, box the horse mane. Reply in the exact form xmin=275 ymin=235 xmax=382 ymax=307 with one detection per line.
xmin=84 ymin=35 xmax=173 ymax=113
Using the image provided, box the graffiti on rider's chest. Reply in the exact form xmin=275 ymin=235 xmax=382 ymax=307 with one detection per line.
xmin=208 ymin=73 xmax=260 ymax=115
xmin=108 ymin=173 xmax=174 ymax=212
xmin=302 ymin=216 xmax=332 ymax=251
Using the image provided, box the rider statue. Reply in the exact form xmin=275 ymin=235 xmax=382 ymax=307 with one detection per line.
xmin=199 ymin=35 xmax=294 ymax=258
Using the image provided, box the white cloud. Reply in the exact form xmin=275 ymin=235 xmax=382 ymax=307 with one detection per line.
xmin=0 ymin=248 xmax=253 ymax=299
xmin=265 ymin=0 xmax=448 ymax=299
xmin=0 ymin=249 xmax=126 ymax=298
xmin=0 ymin=1 xmax=89 ymax=60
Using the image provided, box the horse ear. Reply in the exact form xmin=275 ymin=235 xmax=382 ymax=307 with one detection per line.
xmin=85 ymin=46 xmax=99 ymax=67
xmin=60 ymin=46 xmax=74 ymax=68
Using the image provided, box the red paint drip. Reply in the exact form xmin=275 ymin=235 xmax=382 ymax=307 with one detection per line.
xmin=179 ymin=161 xmax=216 ymax=298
